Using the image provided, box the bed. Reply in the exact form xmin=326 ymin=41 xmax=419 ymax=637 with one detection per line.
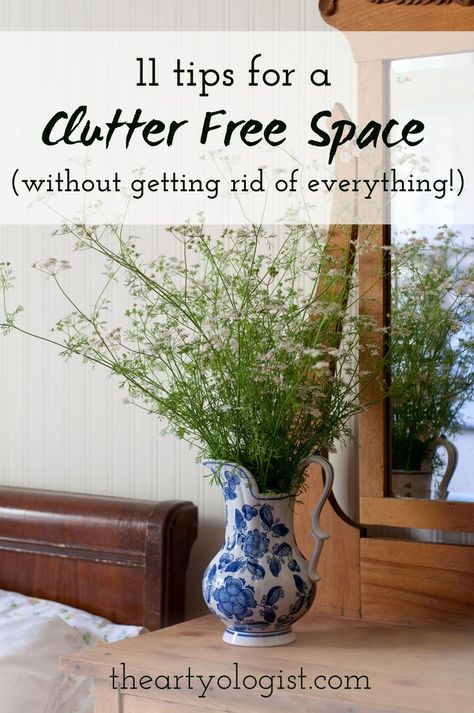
xmin=0 ymin=485 xmax=198 ymax=630
xmin=0 ymin=486 xmax=198 ymax=713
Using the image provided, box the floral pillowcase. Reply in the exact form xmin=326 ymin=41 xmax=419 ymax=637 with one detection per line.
xmin=0 ymin=588 xmax=143 ymax=643
xmin=0 ymin=588 xmax=144 ymax=713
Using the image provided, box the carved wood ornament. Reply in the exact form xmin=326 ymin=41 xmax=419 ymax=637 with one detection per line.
xmin=369 ymin=0 xmax=474 ymax=5
xmin=319 ymin=0 xmax=474 ymax=17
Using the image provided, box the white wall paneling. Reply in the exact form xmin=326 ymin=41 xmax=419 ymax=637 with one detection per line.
xmin=0 ymin=1 xmax=340 ymax=619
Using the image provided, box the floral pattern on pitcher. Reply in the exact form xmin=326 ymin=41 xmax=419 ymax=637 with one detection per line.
xmin=202 ymin=462 xmax=318 ymax=638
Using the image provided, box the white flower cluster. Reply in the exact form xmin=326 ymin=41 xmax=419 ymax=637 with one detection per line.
xmin=2 ymin=221 xmax=386 ymax=493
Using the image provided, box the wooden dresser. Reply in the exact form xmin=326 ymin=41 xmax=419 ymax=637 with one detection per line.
xmin=61 ymin=613 xmax=474 ymax=713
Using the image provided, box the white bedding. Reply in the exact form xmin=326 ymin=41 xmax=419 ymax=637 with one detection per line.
xmin=0 ymin=588 xmax=143 ymax=713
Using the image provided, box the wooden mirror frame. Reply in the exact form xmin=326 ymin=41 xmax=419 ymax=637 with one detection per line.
xmin=293 ymin=1 xmax=474 ymax=627
xmin=295 ymin=0 xmax=474 ymax=629
xmin=318 ymin=5 xmax=474 ymax=534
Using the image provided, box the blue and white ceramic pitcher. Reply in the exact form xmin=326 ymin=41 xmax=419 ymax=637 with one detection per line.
xmin=202 ymin=456 xmax=334 ymax=647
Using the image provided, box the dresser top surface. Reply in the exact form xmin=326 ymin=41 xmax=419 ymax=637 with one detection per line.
xmin=61 ymin=613 xmax=474 ymax=713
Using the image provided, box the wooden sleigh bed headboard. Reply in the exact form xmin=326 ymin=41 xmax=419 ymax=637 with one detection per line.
xmin=0 ymin=487 xmax=198 ymax=631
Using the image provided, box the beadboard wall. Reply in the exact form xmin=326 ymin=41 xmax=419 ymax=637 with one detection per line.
xmin=0 ymin=2 xmax=356 ymax=619
xmin=0 ymin=0 xmax=326 ymax=31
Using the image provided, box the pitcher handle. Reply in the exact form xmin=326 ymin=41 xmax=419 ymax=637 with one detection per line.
xmin=298 ymin=455 xmax=334 ymax=583
xmin=434 ymin=438 xmax=458 ymax=500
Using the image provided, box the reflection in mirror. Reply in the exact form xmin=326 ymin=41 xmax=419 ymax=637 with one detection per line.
xmin=390 ymin=227 xmax=474 ymax=502
xmin=389 ymin=52 xmax=474 ymax=502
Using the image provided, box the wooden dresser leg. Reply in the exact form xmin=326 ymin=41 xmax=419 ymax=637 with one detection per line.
xmin=94 ymin=679 xmax=121 ymax=713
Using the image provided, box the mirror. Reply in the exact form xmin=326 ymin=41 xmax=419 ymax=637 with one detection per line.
xmin=389 ymin=52 xmax=474 ymax=502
